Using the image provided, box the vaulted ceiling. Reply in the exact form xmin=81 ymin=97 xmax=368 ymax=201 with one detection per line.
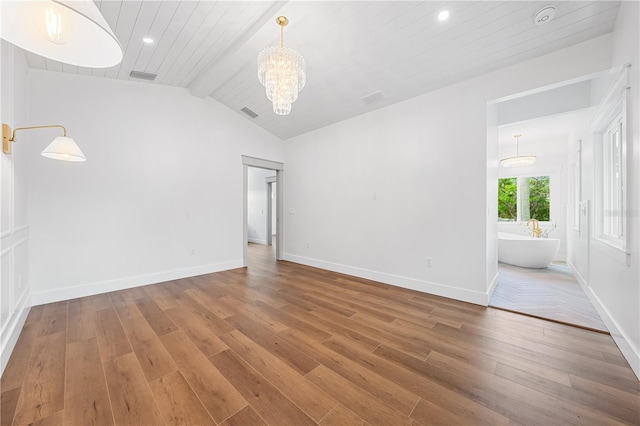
xmin=24 ymin=1 xmax=621 ymax=139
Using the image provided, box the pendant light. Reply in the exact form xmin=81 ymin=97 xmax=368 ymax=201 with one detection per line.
xmin=1 ymin=0 xmax=122 ymax=68
xmin=500 ymin=134 xmax=537 ymax=167
xmin=258 ymin=16 xmax=306 ymax=115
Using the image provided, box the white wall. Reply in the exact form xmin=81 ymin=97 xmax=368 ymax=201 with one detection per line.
xmin=284 ymin=34 xmax=613 ymax=306
xmin=0 ymin=42 xmax=31 ymax=375
xmin=567 ymin=1 xmax=640 ymax=379
xmin=27 ymin=70 xmax=284 ymax=304
xmin=496 ymin=80 xmax=592 ymax=126
xmin=248 ymin=167 xmax=275 ymax=244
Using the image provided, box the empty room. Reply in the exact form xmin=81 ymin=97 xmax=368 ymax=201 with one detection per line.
xmin=1 ymin=1 xmax=639 ymax=425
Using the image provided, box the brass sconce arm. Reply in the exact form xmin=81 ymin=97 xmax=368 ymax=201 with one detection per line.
xmin=2 ymin=122 xmax=85 ymax=162
xmin=3 ymin=123 xmax=67 ymax=155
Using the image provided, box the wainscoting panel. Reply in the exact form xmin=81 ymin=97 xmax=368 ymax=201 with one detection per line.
xmin=1 ymin=247 xmax=12 ymax=330
xmin=0 ymin=227 xmax=31 ymax=375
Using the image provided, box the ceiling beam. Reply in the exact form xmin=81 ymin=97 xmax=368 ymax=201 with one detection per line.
xmin=188 ymin=1 xmax=288 ymax=99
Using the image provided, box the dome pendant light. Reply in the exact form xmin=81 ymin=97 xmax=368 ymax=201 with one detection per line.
xmin=500 ymin=134 xmax=537 ymax=167
xmin=1 ymin=0 xmax=123 ymax=68
xmin=258 ymin=16 xmax=306 ymax=115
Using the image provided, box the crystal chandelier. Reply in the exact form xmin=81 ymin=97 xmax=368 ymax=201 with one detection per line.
xmin=500 ymin=134 xmax=537 ymax=167
xmin=258 ymin=16 xmax=306 ymax=115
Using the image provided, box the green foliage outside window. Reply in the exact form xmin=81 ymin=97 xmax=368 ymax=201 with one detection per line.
xmin=498 ymin=176 xmax=550 ymax=222
xmin=527 ymin=176 xmax=550 ymax=221
xmin=498 ymin=178 xmax=517 ymax=221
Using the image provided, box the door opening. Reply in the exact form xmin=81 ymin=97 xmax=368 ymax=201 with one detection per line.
xmin=266 ymin=176 xmax=276 ymax=246
xmin=242 ymin=156 xmax=284 ymax=266
xmin=485 ymin=69 xmax=619 ymax=333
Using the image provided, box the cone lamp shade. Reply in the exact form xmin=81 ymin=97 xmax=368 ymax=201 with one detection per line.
xmin=1 ymin=0 xmax=122 ymax=68
xmin=41 ymin=136 xmax=86 ymax=162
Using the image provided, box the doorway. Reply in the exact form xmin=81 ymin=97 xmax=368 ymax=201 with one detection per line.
xmin=266 ymin=176 xmax=276 ymax=247
xmin=486 ymin=72 xmax=612 ymax=333
xmin=242 ymin=156 xmax=284 ymax=266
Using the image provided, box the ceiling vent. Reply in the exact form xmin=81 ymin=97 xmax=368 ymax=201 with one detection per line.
xmin=129 ymin=70 xmax=158 ymax=81
xmin=361 ymin=90 xmax=387 ymax=106
xmin=241 ymin=107 xmax=259 ymax=119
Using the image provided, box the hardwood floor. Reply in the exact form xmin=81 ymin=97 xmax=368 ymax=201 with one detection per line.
xmin=490 ymin=262 xmax=608 ymax=332
xmin=1 ymin=243 xmax=638 ymax=425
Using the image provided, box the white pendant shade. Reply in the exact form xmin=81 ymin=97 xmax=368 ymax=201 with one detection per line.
xmin=500 ymin=134 xmax=536 ymax=168
xmin=41 ymin=136 xmax=86 ymax=162
xmin=1 ymin=0 xmax=122 ymax=68
xmin=500 ymin=155 xmax=537 ymax=167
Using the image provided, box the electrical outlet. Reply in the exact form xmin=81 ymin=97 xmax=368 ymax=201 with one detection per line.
xmin=426 ymin=257 xmax=432 ymax=267
xmin=191 ymin=248 xmax=196 ymax=256
xmin=306 ymin=241 xmax=310 ymax=248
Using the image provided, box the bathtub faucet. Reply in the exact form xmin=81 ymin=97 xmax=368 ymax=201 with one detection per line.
xmin=527 ymin=219 xmax=542 ymax=238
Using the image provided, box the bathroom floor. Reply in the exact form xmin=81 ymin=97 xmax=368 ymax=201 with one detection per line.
xmin=490 ymin=262 xmax=608 ymax=333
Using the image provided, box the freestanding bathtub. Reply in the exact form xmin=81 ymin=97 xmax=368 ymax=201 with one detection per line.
xmin=498 ymin=232 xmax=560 ymax=268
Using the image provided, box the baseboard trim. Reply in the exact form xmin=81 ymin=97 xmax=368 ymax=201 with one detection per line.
xmin=567 ymin=258 xmax=640 ymax=380
xmin=1 ymin=292 xmax=31 ymax=376
xmin=248 ymin=238 xmax=267 ymax=245
xmin=31 ymin=260 xmax=244 ymax=306
xmin=283 ymin=253 xmax=488 ymax=306
xmin=487 ymin=272 xmax=499 ymax=302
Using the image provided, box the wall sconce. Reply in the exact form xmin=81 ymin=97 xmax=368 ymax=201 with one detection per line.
xmin=0 ymin=0 xmax=122 ymax=68
xmin=2 ymin=123 xmax=86 ymax=162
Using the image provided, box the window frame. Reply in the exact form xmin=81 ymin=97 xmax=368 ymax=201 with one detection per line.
xmin=592 ymin=66 xmax=630 ymax=262
xmin=601 ymin=115 xmax=624 ymax=241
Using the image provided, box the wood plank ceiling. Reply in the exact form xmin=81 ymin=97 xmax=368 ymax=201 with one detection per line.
xmin=24 ymin=1 xmax=621 ymax=140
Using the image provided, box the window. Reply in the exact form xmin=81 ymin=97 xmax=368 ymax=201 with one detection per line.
xmin=596 ymin=112 xmax=626 ymax=248
xmin=498 ymin=176 xmax=550 ymax=222
xmin=593 ymin=65 xmax=629 ymax=255
xmin=602 ymin=115 xmax=624 ymax=239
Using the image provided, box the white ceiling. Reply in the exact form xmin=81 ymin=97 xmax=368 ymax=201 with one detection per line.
xmin=24 ymin=1 xmax=621 ymax=140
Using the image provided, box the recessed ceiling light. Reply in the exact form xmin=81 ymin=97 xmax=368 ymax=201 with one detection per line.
xmin=438 ymin=10 xmax=450 ymax=21
xmin=143 ymin=37 xmax=154 ymax=44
